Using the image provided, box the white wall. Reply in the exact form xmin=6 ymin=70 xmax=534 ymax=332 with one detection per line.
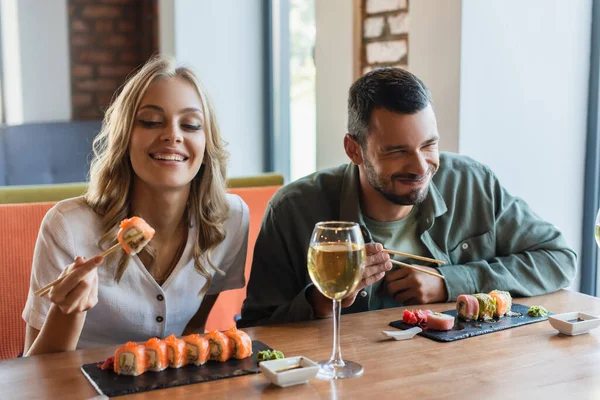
xmin=168 ymin=0 xmax=265 ymax=177
xmin=314 ymin=0 xmax=355 ymax=170
xmin=459 ymin=0 xmax=592 ymax=291
xmin=1 ymin=0 xmax=71 ymax=124
xmin=409 ymin=0 xmax=462 ymax=153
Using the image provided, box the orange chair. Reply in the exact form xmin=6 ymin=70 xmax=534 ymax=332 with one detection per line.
xmin=0 ymin=186 xmax=279 ymax=359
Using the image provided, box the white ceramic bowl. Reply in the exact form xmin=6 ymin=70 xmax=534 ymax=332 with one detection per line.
xmin=259 ymin=356 xmax=319 ymax=387
xmin=548 ymin=312 xmax=600 ymax=336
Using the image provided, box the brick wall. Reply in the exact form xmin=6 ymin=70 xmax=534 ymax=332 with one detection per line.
xmin=68 ymin=0 xmax=159 ymax=120
xmin=360 ymin=0 xmax=409 ymax=75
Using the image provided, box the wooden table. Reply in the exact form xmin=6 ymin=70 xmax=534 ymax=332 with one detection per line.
xmin=2 ymin=290 xmax=600 ymax=400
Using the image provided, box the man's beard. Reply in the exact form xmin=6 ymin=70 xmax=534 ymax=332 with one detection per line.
xmin=363 ymin=158 xmax=434 ymax=206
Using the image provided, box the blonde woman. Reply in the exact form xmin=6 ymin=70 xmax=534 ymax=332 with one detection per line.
xmin=22 ymin=55 xmax=249 ymax=356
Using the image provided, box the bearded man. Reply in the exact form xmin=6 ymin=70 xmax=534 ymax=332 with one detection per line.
xmin=237 ymin=67 xmax=576 ymax=327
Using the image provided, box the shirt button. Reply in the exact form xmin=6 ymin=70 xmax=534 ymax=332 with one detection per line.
xmin=426 ymin=218 xmax=431 ymax=224
xmin=461 ymin=243 xmax=469 ymax=250
xmin=157 ymin=294 xmax=164 ymax=301
xmin=359 ymin=290 xmax=368 ymax=298
xmin=156 ymin=316 xmax=164 ymax=323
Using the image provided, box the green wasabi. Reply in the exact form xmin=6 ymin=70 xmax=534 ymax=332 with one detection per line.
xmin=257 ymin=349 xmax=285 ymax=362
xmin=527 ymin=305 xmax=548 ymax=317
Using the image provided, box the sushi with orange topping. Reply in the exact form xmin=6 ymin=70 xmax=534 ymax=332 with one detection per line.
xmin=117 ymin=216 xmax=155 ymax=255
xmin=224 ymin=327 xmax=253 ymax=359
xmin=164 ymin=334 xmax=187 ymax=368
xmin=489 ymin=290 xmax=512 ymax=317
xmin=145 ymin=337 xmax=168 ymax=372
xmin=205 ymin=330 xmax=232 ymax=362
xmin=183 ymin=334 xmax=210 ymax=366
xmin=114 ymin=342 xmax=147 ymax=376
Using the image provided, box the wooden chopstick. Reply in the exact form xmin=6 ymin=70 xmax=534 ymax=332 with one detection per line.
xmin=35 ymin=232 xmax=144 ymax=297
xmin=389 ymin=259 xmax=445 ymax=280
xmin=383 ymin=249 xmax=445 ymax=265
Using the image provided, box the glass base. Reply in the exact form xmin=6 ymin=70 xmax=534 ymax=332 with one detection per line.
xmin=316 ymin=360 xmax=364 ymax=380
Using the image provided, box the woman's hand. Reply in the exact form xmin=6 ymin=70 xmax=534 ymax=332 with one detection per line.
xmin=49 ymin=256 xmax=103 ymax=314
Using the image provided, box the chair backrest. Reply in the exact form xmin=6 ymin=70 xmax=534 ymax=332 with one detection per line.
xmin=0 ymin=185 xmax=280 ymax=359
xmin=0 ymin=174 xmax=284 ymax=205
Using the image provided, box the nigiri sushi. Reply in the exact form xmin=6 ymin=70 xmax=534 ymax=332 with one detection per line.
xmin=117 ymin=216 xmax=155 ymax=255
xmin=473 ymin=293 xmax=496 ymax=321
xmin=114 ymin=342 xmax=147 ymax=376
xmin=183 ymin=334 xmax=210 ymax=366
xmin=489 ymin=290 xmax=512 ymax=317
xmin=224 ymin=327 xmax=253 ymax=359
xmin=456 ymin=294 xmax=480 ymax=321
xmin=145 ymin=337 xmax=168 ymax=372
xmin=205 ymin=330 xmax=232 ymax=362
xmin=426 ymin=313 xmax=455 ymax=331
xmin=164 ymin=334 xmax=187 ymax=368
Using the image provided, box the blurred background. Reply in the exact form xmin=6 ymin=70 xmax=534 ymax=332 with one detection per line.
xmin=0 ymin=0 xmax=598 ymax=295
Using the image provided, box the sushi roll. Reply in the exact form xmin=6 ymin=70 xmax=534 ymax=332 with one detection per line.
xmin=114 ymin=342 xmax=147 ymax=376
xmin=456 ymin=294 xmax=480 ymax=321
xmin=489 ymin=290 xmax=512 ymax=317
xmin=473 ymin=293 xmax=496 ymax=321
xmin=117 ymin=216 xmax=156 ymax=255
xmin=164 ymin=334 xmax=188 ymax=368
xmin=426 ymin=313 xmax=455 ymax=331
xmin=144 ymin=337 xmax=168 ymax=372
xmin=224 ymin=327 xmax=253 ymax=360
xmin=205 ymin=330 xmax=232 ymax=362
xmin=183 ymin=334 xmax=210 ymax=366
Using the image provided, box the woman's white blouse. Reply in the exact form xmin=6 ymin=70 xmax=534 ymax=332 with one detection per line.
xmin=22 ymin=195 xmax=249 ymax=349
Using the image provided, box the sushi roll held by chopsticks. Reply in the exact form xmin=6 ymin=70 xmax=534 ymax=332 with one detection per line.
xmin=35 ymin=216 xmax=155 ymax=297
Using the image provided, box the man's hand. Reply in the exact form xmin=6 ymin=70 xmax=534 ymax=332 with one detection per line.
xmin=384 ymin=265 xmax=448 ymax=305
xmin=310 ymin=242 xmax=391 ymax=317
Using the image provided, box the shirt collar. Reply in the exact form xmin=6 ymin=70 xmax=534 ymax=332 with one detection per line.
xmin=339 ymin=163 xmax=448 ymax=231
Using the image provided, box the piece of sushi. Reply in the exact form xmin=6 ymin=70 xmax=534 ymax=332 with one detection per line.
xmin=224 ymin=327 xmax=253 ymax=360
xmin=164 ymin=334 xmax=188 ymax=368
xmin=183 ymin=334 xmax=210 ymax=366
xmin=145 ymin=337 xmax=168 ymax=372
xmin=114 ymin=342 xmax=147 ymax=376
xmin=426 ymin=313 xmax=455 ymax=331
xmin=117 ymin=216 xmax=156 ymax=255
xmin=489 ymin=290 xmax=512 ymax=317
xmin=473 ymin=293 xmax=496 ymax=321
xmin=456 ymin=294 xmax=480 ymax=321
xmin=205 ymin=330 xmax=232 ymax=362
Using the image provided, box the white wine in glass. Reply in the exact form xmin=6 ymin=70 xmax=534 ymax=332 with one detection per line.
xmin=595 ymin=208 xmax=600 ymax=248
xmin=307 ymin=221 xmax=366 ymax=380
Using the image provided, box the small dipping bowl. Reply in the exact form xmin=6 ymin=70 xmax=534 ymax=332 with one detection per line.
xmin=548 ymin=312 xmax=600 ymax=336
xmin=259 ymin=356 xmax=319 ymax=387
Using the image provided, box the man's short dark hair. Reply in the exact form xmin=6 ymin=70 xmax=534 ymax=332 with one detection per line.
xmin=347 ymin=67 xmax=432 ymax=147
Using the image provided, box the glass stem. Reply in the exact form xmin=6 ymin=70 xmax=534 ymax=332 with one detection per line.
xmin=329 ymin=299 xmax=345 ymax=368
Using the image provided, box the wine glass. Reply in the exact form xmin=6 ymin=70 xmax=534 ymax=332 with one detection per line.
xmin=595 ymin=207 xmax=600 ymax=248
xmin=307 ymin=221 xmax=366 ymax=379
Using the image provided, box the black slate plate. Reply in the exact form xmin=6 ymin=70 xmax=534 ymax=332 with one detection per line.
xmin=389 ymin=304 xmax=551 ymax=342
xmin=81 ymin=340 xmax=271 ymax=397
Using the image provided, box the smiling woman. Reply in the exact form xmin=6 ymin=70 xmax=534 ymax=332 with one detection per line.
xmin=21 ymin=55 xmax=250 ymax=357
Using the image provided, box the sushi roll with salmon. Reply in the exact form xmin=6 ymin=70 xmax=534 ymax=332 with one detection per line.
xmin=489 ymin=290 xmax=512 ymax=317
xmin=145 ymin=337 xmax=168 ymax=372
xmin=164 ymin=334 xmax=188 ymax=368
xmin=456 ymin=294 xmax=480 ymax=321
xmin=183 ymin=334 xmax=210 ymax=366
xmin=426 ymin=313 xmax=455 ymax=331
xmin=117 ymin=216 xmax=156 ymax=255
xmin=224 ymin=327 xmax=253 ymax=359
xmin=473 ymin=293 xmax=496 ymax=321
xmin=205 ymin=330 xmax=232 ymax=362
xmin=114 ymin=342 xmax=147 ymax=376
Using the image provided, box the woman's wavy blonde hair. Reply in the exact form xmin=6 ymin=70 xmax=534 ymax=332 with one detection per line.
xmin=85 ymin=55 xmax=229 ymax=294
